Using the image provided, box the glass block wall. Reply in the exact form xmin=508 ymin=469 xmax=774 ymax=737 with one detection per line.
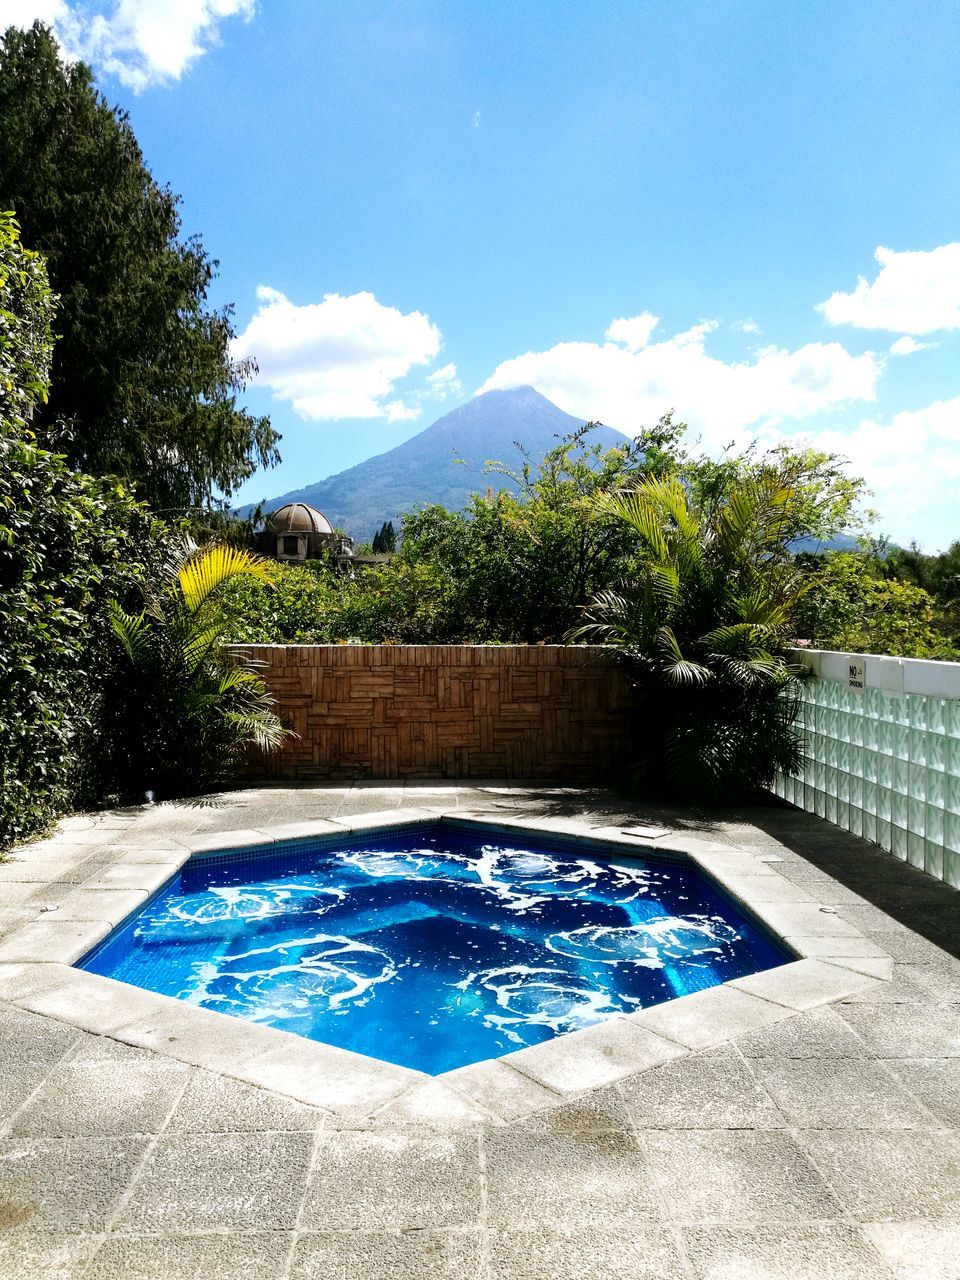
xmin=773 ymin=651 xmax=960 ymax=889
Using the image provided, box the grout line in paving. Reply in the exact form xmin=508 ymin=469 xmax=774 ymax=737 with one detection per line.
xmin=629 ymin=1117 xmax=698 ymax=1276
xmin=90 ymin=1063 xmax=195 ymax=1253
xmin=476 ymin=1127 xmax=492 ymax=1280
xmin=282 ymin=1115 xmax=328 ymax=1280
xmin=0 ymin=1027 xmax=88 ymax=1139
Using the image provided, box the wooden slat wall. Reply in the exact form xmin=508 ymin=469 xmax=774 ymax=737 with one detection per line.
xmin=239 ymin=645 xmax=634 ymax=781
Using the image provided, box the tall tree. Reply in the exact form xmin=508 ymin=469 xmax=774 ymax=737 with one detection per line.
xmin=0 ymin=22 xmax=280 ymax=511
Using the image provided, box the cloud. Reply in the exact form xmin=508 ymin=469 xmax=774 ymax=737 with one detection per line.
xmin=888 ymin=335 xmax=931 ymax=357
xmin=818 ymin=243 xmax=960 ymax=335
xmin=426 ymin=362 xmax=463 ymax=400
xmin=733 ymin=318 xmax=761 ymax=335
xmin=4 ymin=0 xmax=68 ymax=25
xmin=10 ymin=0 xmax=254 ymax=91
xmin=232 ymin=286 xmax=442 ymax=423
xmin=479 ymin=319 xmax=881 ymax=452
xmin=604 ymin=313 xmax=659 ymax=351
xmin=804 ymin=397 xmax=960 ymax=547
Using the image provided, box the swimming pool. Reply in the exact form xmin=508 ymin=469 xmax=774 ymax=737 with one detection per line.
xmin=78 ymin=821 xmax=791 ymax=1074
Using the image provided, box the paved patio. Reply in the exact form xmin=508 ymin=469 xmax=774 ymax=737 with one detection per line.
xmin=0 ymin=782 xmax=958 ymax=1279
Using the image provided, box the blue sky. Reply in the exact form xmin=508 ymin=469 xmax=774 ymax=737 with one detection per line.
xmin=9 ymin=0 xmax=960 ymax=547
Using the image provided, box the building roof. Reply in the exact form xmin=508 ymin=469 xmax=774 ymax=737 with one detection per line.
xmin=265 ymin=502 xmax=335 ymax=536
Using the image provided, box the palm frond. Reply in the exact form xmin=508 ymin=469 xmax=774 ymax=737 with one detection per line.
xmin=223 ymin=709 xmax=288 ymax=753
xmin=730 ymin=589 xmax=793 ymax=628
xmin=180 ymin=623 xmax=224 ymax=675
xmin=109 ymin=601 xmax=153 ymax=666
xmin=644 ymin=561 xmax=681 ymax=608
xmin=217 ymin=666 xmax=263 ymax=694
xmin=593 ymin=489 xmax=669 ymax=560
xmin=655 ymin=626 xmax=712 ymax=686
xmin=177 ymin=544 xmax=278 ymax=615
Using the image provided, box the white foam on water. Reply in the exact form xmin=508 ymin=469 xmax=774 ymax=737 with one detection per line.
xmin=546 ymin=916 xmax=740 ymax=966
xmin=185 ymin=932 xmax=397 ymax=1020
xmin=452 ymin=963 xmax=621 ymax=1042
xmin=152 ymin=881 xmax=344 ymax=932
xmin=474 ymin=844 xmax=658 ymax=913
xmin=337 ymin=846 xmax=473 ymax=881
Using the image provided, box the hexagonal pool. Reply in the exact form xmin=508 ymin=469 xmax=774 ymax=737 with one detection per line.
xmin=77 ymin=821 xmax=792 ymax=1074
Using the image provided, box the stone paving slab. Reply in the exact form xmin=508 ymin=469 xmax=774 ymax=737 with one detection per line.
xmin=0 ymin=781 xmax=957 ymax=1278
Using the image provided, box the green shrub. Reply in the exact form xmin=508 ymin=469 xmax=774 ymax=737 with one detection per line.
xmin=220 ymin=558 xmax=458 ymax=644
xmin=0 ymin=432 xmax=159 ymax=842
xmin=793 ymin=552 xmax=958 ymax=659
xmin=220 ymin=561 xmax=341 ymax=643
xmin=574 ymin=469 xmax=808 ymax=802
xmin=107 ymin=544 xmax=287 ymax=798
xmin=0 ymin=210 xmax=164 ymax=845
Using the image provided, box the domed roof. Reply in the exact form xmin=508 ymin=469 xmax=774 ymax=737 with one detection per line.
xmin=265 ymin=503 xmax=335 ymax=535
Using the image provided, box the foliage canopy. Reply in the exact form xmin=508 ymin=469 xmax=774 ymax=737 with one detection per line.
xmin=793 ymin=552 xmax=958 ymax=660
xmin=0 ymin=211 xmax=163 ymax=844
xmin=572 ymin=464 xmax=809 ymax=801
xmin=0 ymin=21 xmax=280 ymax=511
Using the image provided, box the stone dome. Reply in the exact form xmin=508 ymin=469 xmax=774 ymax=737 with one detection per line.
xmin=265 ymin=503 xmax=335 ymax=536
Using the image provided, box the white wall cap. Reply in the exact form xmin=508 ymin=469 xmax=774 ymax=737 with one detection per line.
xmin=790 ymin=647 xmax=960 ymax=701
xmin=794 ymin=649 xmax=821 ymax=678
xmin=864 ymin=654 xmax=904 ymax=695
xmin=818 ymin=650 xmax=853 ymax=683
xmin=902 ymin=656 xmax=960 ymax=699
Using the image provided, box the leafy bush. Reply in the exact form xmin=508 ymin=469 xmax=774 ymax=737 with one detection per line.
xmin=0 ymin=210 xmax=164 ymax=844
xmin=793 ymin=552 xmax=958 ymax=659
xmin=574 ymin=468 xmax=808 ymax=802
xmin=394 ymin=423 xmax=679 ymax=642
xmin=0 ymin=435 xmax=162 ymax=842
xmin=107 ymin=544 xmax=288 ymax=798
xmin=219 ymin=426 xmax=680 ymax=647
xmin=220 ymin=558 xmax=458 ymax=644
xmin=220 ymin=562 xmax=341 ymax=643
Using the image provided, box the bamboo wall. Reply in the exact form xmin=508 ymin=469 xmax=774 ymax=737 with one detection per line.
xmin=238 ymin=645 xmax=633 ymax=781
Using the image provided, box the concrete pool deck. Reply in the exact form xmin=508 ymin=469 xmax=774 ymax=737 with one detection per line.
xmin=0 ymin=783 xmax=958 ymax=1278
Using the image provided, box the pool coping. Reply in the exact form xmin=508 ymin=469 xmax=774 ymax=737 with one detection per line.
xmin=0 ymin=809 xmax=893 ymax=1128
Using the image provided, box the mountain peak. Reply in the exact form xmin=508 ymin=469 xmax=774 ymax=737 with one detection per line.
xmin=237 ymin=387 xmax=628 ymax=539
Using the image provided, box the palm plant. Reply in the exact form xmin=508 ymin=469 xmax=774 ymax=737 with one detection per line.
xmin=571 ymin=468 xmax=809 ymax=802
xmin=107 ymin=542 xmax=288 ymax=798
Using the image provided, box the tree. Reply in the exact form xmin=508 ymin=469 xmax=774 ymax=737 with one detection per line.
xmin=572 ymin=468 xmax=808 ymax=802
xmin=684 ymin=443 xmax=872 ymax=548
xmin=877 ymin=541 xmax=960 ymax=642
xmin=0 ymin=22 xmax=280 ymax=511
xmin=372 ymin=520 xmax=397 ymax=553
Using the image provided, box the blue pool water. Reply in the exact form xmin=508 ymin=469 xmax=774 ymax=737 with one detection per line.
xmin=79 ymin=822 xmax=791 ymax=1074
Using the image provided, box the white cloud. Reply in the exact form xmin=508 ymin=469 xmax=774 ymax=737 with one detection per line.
xmin=426 ymin=362 xmax=463 ymax=400
xmin=479 ymin=319 xmax=881 ymax=452
xmin=9 ymin=0 xmax=254 ymax=91
xmin=818 ymin=243 xmax=960 ymax=335
xmin=889 ymin=335 xmax=931 ymax=357
xmin=733 ymin=318 xmax=761 ymax=335
xmin=232 ymin=286 xmax=442 ymax=423
xmin=604 ymin=312 xmax=659 ymax=350
xmin=803 ymin=397 xmax=960 ymax=547
xmin=3 ymin=0 xmax=68 ymax=25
